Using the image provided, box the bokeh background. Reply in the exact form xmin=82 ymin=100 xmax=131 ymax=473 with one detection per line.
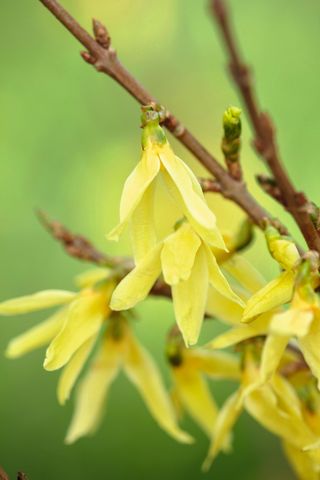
xmin=1 ymin=0 xmax=320 ymax=478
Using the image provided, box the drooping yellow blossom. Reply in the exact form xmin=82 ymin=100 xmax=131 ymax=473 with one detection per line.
xmin=166 ymin=339 xmax=240 ymax=439
xmin=110 ymin=221 xmax=244 ymax=346
xmin=242 ymin=226 xmax=301 ymax=322
xmin=203 ymin=348 xmax=320 ymax=473
xmin=108 ymin=106 xmax=226 ymax=262
xmin=0 ymin=270 xmax=193 ymax=445
xmin=65 ymin=313 xmax=193 ymax=445
xmin=0 ymin=268 xmax=114 ymax=403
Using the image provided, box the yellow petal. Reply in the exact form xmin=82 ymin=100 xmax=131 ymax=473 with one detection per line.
xmin=242 ymin=271 xmax=295 ymax=322
xmin=187 ymin=349 xmax=240 ymax=380
xmin=44 ymin=292 xmax=107 ymax=371
xmin=222 ymin=255 xmax=266 ymax=294
xmin=123 ymin=332 xmax=193 ymax=444
xmin=57 ymin=336 xmax=96 ymax=405
xmin=271 ymin=308 xmax=314 ymax=337
xmin=271 ymin=374 xmax=302 ymax=419
xmin=299 ymin=318 xmax=320 ymax=389
xmin=130 ymin=182 xmax=157 ymax=263
xmin=203 ymin=390 xmax=242 ymax=471
xmin=0 ymin=290 xmax=76 ymax=315
xmin=172 ymin=246 xmax=209 ymax=346
xmin=205 ymin=246 xmax=244 ymax=307
xmin=107 ymin=149 xmax=160 ymax=241
xmin=172 ymin=367 xmax=218 ymax=438
xmin=6 ymin=308 xmax=67 ymax=359
xmin=65 ymin=337 xmax=121 ymax=444
xmin=283 ymin=441 xmax=319 ymax=480
xmin=267 ymin=236 xmax=300 ymax=270
xmin=245 ymin=387 xmax=312 ymax=448
xmin=110 ymin=243 xmax=162 ymax=311
xmin=161 ymin=223 xmax=201 ymax=285
xmin=159 ymin=146 xmax=226 ymax=249
xmin=206 ymin=287 xmax=244 ymax=325
xmin=207 ymin=314 xmax=270 ymax=349
xmin=256 ymin=334 xmax=289 ymax=384
xmin=240 ymin=334 xmax=289 ymax=401
xmin=74 ymin=268 xmax=109 ymax=289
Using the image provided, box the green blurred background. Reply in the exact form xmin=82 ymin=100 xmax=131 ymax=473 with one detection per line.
xmin=1 ymin=0 xmax=320 ymax=478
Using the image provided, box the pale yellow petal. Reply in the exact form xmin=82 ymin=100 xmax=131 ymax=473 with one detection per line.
xmin=240 ymin=334 xmax=289 ymax=401
xmin=110 ymin=243 xmax=162 ymax=311
xmin=256 ymin=334 xmax=289 ymax=385
xmin=242 ymin=271 xmax=295 ymax=322
xmin=161 ymin=223 xmax=201 ymax=285
xmin=203 ymin=390 xmax=242 ymax=471
xmin=44 ymin=292 xmax=107 ymax=371
xmin=245 ymin=387 xmax=312 ymax=448
xmin=222 ymin=255 xmax=266 ymax=294
xmin=107 ymin=150 xmax=160 ymax=241
xmin=188 ymin=350 xmax=240 ymax=380
xmin=124 ymin=333 xmax=193 ymax=444
xmin=172 ymin=247 xmax=208 ymax=346
xmin=65 ymin=337 xmax=121 ymax=444
xmin=172 ymin=367 xmax=218 ymax=438
xmin=283 ymin=441 xmax=319 ymax=480
xmin=207 ymin=314 xmax=270 ymax=349
xmin=57 ymin=336 xmax=96 ymax=405
xmin=6 ymin=308 xmax=67 ymax=359
xmin=267 ymin=236 xmax=300 ymax=270
xmin=206 ymin=287 xmax=244 ymax=325
xmin=299 ymin=318 xmax=320 ymax=389
xmin=205 ymin=246 xmax=244 ymax=307
xmin=0 ymin=290 xmax=76 ymax=315
xmin=74 ymin=268 xmax=109 ymax=289
xmin=159 ymin=146 xmax=225 ymax=249
xmin=271 ymin=308 xmax=314 ymax=337
xmin=130 ymin=182 xmax=157 ymax=263
xmin=272 ymin=375 xmax=302 ymax=419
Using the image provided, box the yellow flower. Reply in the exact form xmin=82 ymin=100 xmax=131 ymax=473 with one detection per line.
xmin=271 ymin=273 xmax=320 ymax=389
xmin=203 ymin=349 xmax=320 ymax=472
xmin=242 ymin=226 xmax=300 ymax=322
xmin=0 ymin=268 xmax=114 ymax=404
xmin=108 ymin=106 xmax=226 ymax=263
xmin=166 ymin=341 xmax=240 ymax=439
xmin=110 ymin=221 xmax=244 ymax=346
xmin=65 ymin=314 xmax=193 ymax=445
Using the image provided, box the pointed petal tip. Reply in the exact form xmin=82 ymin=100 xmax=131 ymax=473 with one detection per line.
xmin=175 ymin=430 xmax=195 ymax=445
xmin=43 ymin=355 xmax=60 ymax=372
xmin=106 ymin=230 xmax=119 ymax=242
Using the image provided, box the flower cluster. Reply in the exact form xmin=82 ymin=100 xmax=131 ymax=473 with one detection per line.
xmin=2 ymin=106 xmax=320 ymax=479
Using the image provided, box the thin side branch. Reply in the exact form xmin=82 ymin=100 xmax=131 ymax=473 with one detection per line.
xmin=37 ymin=210 xmax=116 ymax=267
xmin=38 ymin=0 xmax=289 ymax=234
xmin=211 ymin=0 xmax=320 ymax=252
xmin=37 ymin=211 xmax=177 ymax=302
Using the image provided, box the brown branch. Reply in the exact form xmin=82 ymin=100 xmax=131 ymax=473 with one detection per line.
xmin=0 ymin=469 xmax=28 ymax=480
xmin=0 ymin=467 xmax=9 ymax=480
xmin=38 ymin=0 xmax=289 ymax=235
xmin=199 ymin=177 xmax=222 ymax=193
xmin=37 ymin=211 xmax=177 ymax=303
xmin=36 ymin=210 xmax=121 ymax=267
xmin=211 ymin=0 xmax=320 ymax=252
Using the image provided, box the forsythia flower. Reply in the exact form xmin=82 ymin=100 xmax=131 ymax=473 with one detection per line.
xmin=66 ymin=314 xmax=193 ymax=445
xmin=108 ymin=106 xmax=226 ymax=262
xmin=0 ymin=269 xmax=193 ymax=445
xmin=110 ymin=221 xmax=244 ymax=346
xmin=166 ymin=340 xmax=240 ymax=439
xmin=242 ymin=226 xmax=301 ymax=322
xmin=0 ymin=268 xmax=114 ymax=404
xmin=203 ymin=348 xmax=320 ymax=474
